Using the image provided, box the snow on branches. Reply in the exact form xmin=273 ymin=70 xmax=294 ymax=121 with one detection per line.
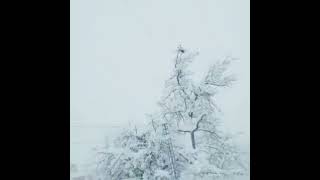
xmin=94 ymin=46 xmax=247 ymax=180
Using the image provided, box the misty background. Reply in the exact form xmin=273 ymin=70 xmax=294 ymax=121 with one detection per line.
xmin=71 ymin=0 xmax=249 ymax=171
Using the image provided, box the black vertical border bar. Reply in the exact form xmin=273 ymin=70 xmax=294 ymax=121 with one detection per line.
xmin=63 ymin=0 xmax=70 ymax=178
xmin=3 ymin=0 xmax=70 ymax=179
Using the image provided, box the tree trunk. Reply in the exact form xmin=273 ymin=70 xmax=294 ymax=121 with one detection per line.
xmin=191 ymin=131 xmax=196 ymax=149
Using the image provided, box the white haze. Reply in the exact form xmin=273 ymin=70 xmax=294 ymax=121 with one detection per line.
xmin=70 ymin=0 xmax=249 ymax=173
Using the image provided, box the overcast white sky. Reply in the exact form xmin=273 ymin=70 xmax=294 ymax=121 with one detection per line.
xmin=71 ymin=0 xmax=249 ymax=165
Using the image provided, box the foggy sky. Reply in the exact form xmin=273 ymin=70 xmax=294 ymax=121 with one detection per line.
xmin=71 ymin=0 xmax=249 ymax=165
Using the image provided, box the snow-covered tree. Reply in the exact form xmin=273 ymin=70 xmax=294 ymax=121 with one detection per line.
xmin=94 ymin=124 xmax=189 ymax=180
xmin=159 ymin=45 xmax=235 ymax=150
xmin=95 ymin=46 xmax=247 ymax=180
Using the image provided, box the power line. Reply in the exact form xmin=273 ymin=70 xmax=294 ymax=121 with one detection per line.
xmin=70 ymin=124 xmax=122 ymax=128
xmin=71 ymin=142 xmax=103 ymax=145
